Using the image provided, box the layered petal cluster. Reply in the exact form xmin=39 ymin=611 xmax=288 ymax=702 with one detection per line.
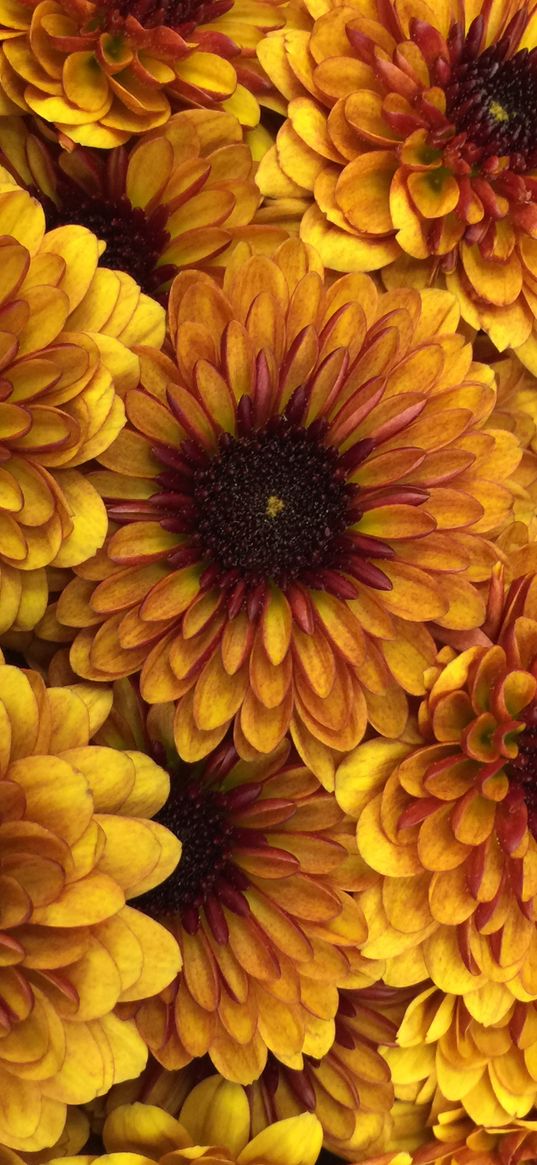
xmin=0 ymin=0 xmax=284 ymax=145
xmin=337 ymin=571 xmax=537 ymax=996
xmin=248 ymin=984 xmax=409 ymax=1158
xmin=383 ymin=982 xmax=537 ymax=1129
xmin=0 ymin=112 xmax=286 ymax=300
xmin=0 ymin=655 xmax=182 ymax=1152
xmin=487 ymin=357 xmax=537 ymax=552
xmin=256 ymin=0 xmax=537 ymax=369
xmin=50 ymin=1078 xmax=323 ymax=1165
xmin=52 ymin=241 xmax=519 ymax=785
xmin=125 ymin=718 xmax=367 ymax=1083
xmin=359 ymin=1116 xmax=537 ymax=1165
xmin=0 ymin=168 xmax=164 ymax=637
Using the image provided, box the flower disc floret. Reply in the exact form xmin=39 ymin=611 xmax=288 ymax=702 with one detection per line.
xmin=257 ymin=0 xmax=537 ymax=370
xmin=0 ymin=655 xmax=181 ymax=1153
xmin=54 ymin=241 xmax=519 ymax=785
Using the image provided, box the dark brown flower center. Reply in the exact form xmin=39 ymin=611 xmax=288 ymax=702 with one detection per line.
xmin=135 ymin=782 xmax=236 ymax=918
xmin=192 ymin=421 xmax=353 ymax=586
xmin=446 ymin=45 xmax=537 ymax=167
xmin=41 ymin=185 xmax=170 ymax=294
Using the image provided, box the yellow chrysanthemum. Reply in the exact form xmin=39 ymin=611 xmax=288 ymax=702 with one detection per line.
xmin=0 ymin=167 xmax=164 ymax=637
xmin=0 ymin=653 xmax=182 ymax=1152
xmin=0 ymin=112 xmax=286 ymax=300
xmin=49 ymin=240 xmax=519 ymax=785
xmin=383 ymin=983 xmax=537 ymax=1130
xmin=0 ymin=0 xmax=283 ymax=146
xmin=256 ymin=0 xmax=537 ymax=370
xmin=337 ymin=570 xmax=537 ymax=996
xmin=50 ymin=1080 xmax=323 ymax=1165
xmin=486 ymin=357 xmax=537 ymax=552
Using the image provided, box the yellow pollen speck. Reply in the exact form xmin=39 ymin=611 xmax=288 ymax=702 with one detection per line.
xmin=266 ymin=495 xmax=285 ymax=518
xmin=489 ymin=99 xmax=509 ymax=123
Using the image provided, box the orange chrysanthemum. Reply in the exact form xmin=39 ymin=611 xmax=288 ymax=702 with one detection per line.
xmin=0 ymin=654 xmax=181 ymax=1153
xmin=487 ymin=357 xmax=537 ymax=553
xmin=0 ymin=168 xmax=164 ymax=637
xmin=0 ymin=0 xmax=283 ymax=147
xmin=128 ymin=734 xmax=367 ymax=1082
xmin=383 ymin=983 xmax=537 ymax=1129
xmin=51 ymin=241 xmax=520 ymax=783
xmin=359 ymin=1114 xmax=537 ymax=1165
xmin=337 ymin=570 xmax=537 ymax=996
xmin=0 ymin=112 xmax=286 ymax=300
xmin=257 ymin=0 xmax=537 ymax=370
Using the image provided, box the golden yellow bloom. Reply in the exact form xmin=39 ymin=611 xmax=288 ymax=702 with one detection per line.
xmin=0 ymin=167 xmax=164 ymax=637
xmin=384 ymin=983 xmax=537 ymax=1128
xmin=0 ymin=0 xmax=283 ymax=146
xmin=358 ymin=1115 xmax=537 ymax=1165
xmin=50 ymin=1080 xmax=323 ymax=1165
xmin=0 ymin=113 xmax=286 ymax=300
xmin=0 ymin=654 xmax=181 ymax=1152
xmin=256 ymin=0 xmax=537 ymax=369
xmin=337 ymin=571 xmax=537 ymax=995
xmin=487 ymin=357 xmax=537 ymax=551
xmin=53 ymin=241 xmax=519 ymax=785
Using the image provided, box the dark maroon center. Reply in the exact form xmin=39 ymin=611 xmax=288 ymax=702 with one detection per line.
xmin=95 ymin=0 xmax=232 ymax=31
xmin=42 ymin=185 xmax=170 ymax=294
xmin=446 ymin=45 xmax=537 ymax=167
xmin=135 ymin=782 xmax=235 ymax=917
xmin=192 ymin=422 xmax=352 ymax=586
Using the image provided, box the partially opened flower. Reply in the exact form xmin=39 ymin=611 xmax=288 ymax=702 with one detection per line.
xmin=50 ymin=1081 xmax=323 ymax=1165
xmin=55 ymin=241 xmax=518 ymax=784
xmin=0 ymin=0 xmax=283 ymax=147
xmin=383 ymin=983 xmax=537 ymax=1128
xmin=0 ymin=655 xmax=181 ymax=1152
xmin=256 ymin=0 xmax=537 ymax=370
xmin=487 ymin=357 xmax=537 ymax=550
xmin=337 ymin=571 xmax=537 ymax=996
xmin=0 ymin=167 xmax=164 ymax=637
xmin=114 ymin=704 xmax=368 ymax=1083
xmin=0 ymin=113 xmax=286 ymax=300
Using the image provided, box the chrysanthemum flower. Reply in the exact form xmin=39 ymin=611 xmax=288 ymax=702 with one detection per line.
xmin=0 ymin=167 xmax=164 ymax=637
xmin=256 ymin=0 xmax=537 ymax=370
xmin=383 ymin=982 xmax=537 ymax=1128
xmin=53 ymin=241 xmax=519 ymax=784
xmin=0 ymin=654 xmax=182 ymax=1152
xmin=0 ymin=0 xmax=283 ymax=147
xmin=122 ymin=722 xmax=367 ymax=1082
xmin=337 ymin=570 xmax=537 ymax=996
xmin=0 ymin=113 xmax=286 ymax=300
xmin=50 ymin=1080 xmax=324 ymax=1165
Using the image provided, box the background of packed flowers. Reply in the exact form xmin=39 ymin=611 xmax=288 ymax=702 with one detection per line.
xmin=3 ymin=0 xmax=537 ymax=1163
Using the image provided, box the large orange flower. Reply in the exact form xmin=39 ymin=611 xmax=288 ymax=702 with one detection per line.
xmin=52 ymin=241 xmax=519 ymax=784
xmin=0 ymin=655 xmax=181 ymax=1152
xmin=0 ymin=0 xmax=283 ymax=147
xmin=256 ymin=0 xmax=537 ymax=370
xmin=0 ymin=168 xmax=164 ymax=637
xmin=337 ymin=571 xmax=537 ymax=997
xmin=0 ymin=112 xmax=286 ymax=300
